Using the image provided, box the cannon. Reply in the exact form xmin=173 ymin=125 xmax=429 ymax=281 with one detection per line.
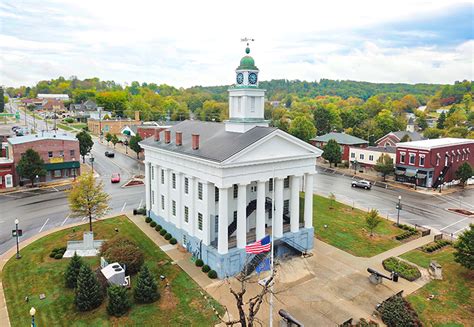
xmin=279 ymin=309 xmax=304 ymax=327
xmin=367 ymin=268 xmax=399 ymax=285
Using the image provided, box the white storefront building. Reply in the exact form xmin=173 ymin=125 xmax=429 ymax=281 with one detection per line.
xmin=141 ymin=45 xmax=322 ymax=278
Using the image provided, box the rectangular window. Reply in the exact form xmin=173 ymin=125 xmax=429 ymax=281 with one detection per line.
xmin=184 ymin=177 xmax=189 ymax=194
xmin=369 ymin=155 xmax=374 ymax=161
xmin=59 ymin=150 xmax=64 ymax=157
xmin=215 ymin=187 xmax=219 ymax=202
xmin=184 ymin=206 xmax=189 ymax=223
xmin=250 ymin=97 xmax=256 ymax=112
xmin=233 ymin=184 xmax=238 ymax=198
xmin=151 ymin=166 xmax=154 ymax=180
xmin=172 ymin=173 xmax=176 ymax=189
xmin=70 ymin=150 xmax=75 ymax=157
xmin=400 ymin=153 xmax=406 ymax=164
xmin=198 ymin=182 xmax=203 ymax=200
xmin=152 ymin=191 xmax=155 ymax=205
xmin=457 ymin=153 xmax=460 ymax=162
xmin=436 ymin=157 xmax=440 ymax=166
xmin=54 ymin=170 xmax=61 ymax=177
xmin=419 ymin=155 xmax=425 ymax=166
xmin=161 ymin=195 xmax=165 ymax=210
xmin=351 ymin=152 xmax=355 ymax=158
xmin=284 ymin=177 xmax=290 ymax=188
xmin=172 ymin=200 xmax=176 ymax=216
xmin=233 ymin=211 xmax=237 ymax=222
xmin=409 ymin=153 xmax=415 ymax=165
xmin=183 ymin=234 xmax=187 ymax=246
xmin=161 ymin=169 xmax=164 ymax=184
xmin=48 ymin=151 xmax=53 ymax=158
xmin=269 ymin=178 xmax=273 ymax=191
xmin=359 ymin=154 xmax=364 ymax=160
xmin=198 ymin=213 xmax=203 ymax=231
xmin=283 ymin=199 xmax=289 ymax=215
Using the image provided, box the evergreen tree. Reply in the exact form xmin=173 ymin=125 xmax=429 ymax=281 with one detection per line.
xmin=75 ymin=265 xmax=103 ymax=311
xmin=65 ymin=252 xmax=84 ymax=289
xmin=454 ymin=224 xmax=474 ymax=270
xmin=437 ymin=111 xmax=446 ymax=129
xmin=16 ymin=149 xmax=46 ymax=186
xmin=107 ymin=285 xmax=131 ymax=317
xmin=134 ymin=265 xmax=160 ymax=303
xmin=322 ymin=139 xmax=342 ymax=167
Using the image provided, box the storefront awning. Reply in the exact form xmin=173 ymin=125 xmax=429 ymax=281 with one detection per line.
xmin=44 ymin=161 xmax=80 ymax=171
xmin=395 ymin=169 xmax=405 ymax=175
xmin=405 ymin=169 xmax=417 ymax=177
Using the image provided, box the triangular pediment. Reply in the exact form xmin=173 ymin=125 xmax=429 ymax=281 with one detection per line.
xmin=224 ymin=130 xmax=322 ymax=164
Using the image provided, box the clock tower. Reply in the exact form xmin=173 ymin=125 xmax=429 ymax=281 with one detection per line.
xmin=225 ymin=43 xmax=268 ymax=133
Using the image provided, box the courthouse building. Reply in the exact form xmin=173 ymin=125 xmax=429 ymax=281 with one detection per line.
xmin=141 ymin=45 xmax=322 ymax=278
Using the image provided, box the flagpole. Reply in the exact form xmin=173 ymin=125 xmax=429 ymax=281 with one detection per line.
xmin=269 ymin=167 xmax=275 ymax=327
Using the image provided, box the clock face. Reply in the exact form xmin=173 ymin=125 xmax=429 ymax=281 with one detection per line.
xmin=248 ymin=72 xmax=257 ymax=85
xmin=236 ymin=73 xmax=244 ymax=84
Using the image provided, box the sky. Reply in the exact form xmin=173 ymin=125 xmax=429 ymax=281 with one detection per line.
xmin=0 ymin=0 xmax=473 ymax=88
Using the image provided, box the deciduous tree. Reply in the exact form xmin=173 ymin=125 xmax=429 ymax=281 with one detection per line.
xmin=454 ymin=224 xmax=474 ymax=270
xmin=16 ymin=149 xmax=46 ymax=186
xmin=366 ymin=209 xmax=381 ymax=236
xmin=288 ymin=116 xmax=316 ymax=142
xmin=129 ymin=134 xmax=142 ymax=159
xmin=111 ymin=134 xmax=119 ymax=149
xmin=105 ymin=132 xmax=112 ymax=145
xmin=322 ymin=139 xmax=342 ymax=167
xmin=76 ymin=130 xmax=93 ymax=163
xmin=455 ymin=162 xmax=473 ymax=187
xmin=68 ymin=172 xmax=110 ymax=232
xmin=374 ymin=153 xmax=394 ymax=181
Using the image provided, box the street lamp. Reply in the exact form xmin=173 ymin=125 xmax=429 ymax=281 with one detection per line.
xmin=30 ymin=307 xmax=36 ymax=327
xmin=15 ymin=218 xmax=21 ymax=259
xmin=124 ymin=139 xmax=129 ymax=154
xmin=438 ymin=171 xmax=443 ymax=193
xmin=35 ymin=174 xmax=39 ymax=186
xmin=396 ymin=195 xmax=402 ymax=226
xmin=72 ymin=158 xmax=76 ymax=181
xmin=353 ymin=159 xmax=358 ymax=175
xmin=89 ymin=154 xmax=95 ymax=172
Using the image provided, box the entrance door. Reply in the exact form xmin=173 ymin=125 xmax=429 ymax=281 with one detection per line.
xmin=445 ymin=155 xmax=449 ymax=166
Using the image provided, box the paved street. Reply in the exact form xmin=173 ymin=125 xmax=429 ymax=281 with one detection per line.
xmin=314 ymin=168 xmax=474 ymax=236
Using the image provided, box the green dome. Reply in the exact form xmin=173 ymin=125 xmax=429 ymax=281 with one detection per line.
xmin=237 ymin=47 xmax=258 ymax=70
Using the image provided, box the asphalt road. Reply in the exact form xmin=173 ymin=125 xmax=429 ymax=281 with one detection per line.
xmin=0 ymin=103 xmax=145 ymax=254
xmin=314 ymin=168 xmax=474 ymax=236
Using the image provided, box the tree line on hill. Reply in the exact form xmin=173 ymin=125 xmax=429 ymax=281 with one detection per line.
xmin=5 ymin=77 xmax=473 ymax=141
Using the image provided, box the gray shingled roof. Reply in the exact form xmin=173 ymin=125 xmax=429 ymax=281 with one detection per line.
xmin=366 ymin=146 xmax=396 ymax=153
xmin=391 ymin=131 xmax=425 ymax=142
xmin=311 ymin=132 xmax=368 ymax=145
xmin=140 ymin=120 xmax=277 ymax=163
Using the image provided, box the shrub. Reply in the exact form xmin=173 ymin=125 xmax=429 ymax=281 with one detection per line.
xmin=155 ymin=225 xmax=161 ymax=232
xmin=134 ymin=265 xmax=160 ymax=303
xmin=379 ymin=294 xmax=421 ymax=327
xmin=423 ymin=240 xmax=451 ymax=253
xmin=54 ymin=253 xmax=63 ymax=259
xmin=49 ymin=252 xmax=56 ymax=258
xmin=65 ymin=252 xmax=84 ymax=289
xmin=64 ymin=117 xmax=75 ymax=124
xmin=160 ymin=229 xmax=167 ymax=236
xmin=208 ymin=270 xmax=217 ymax=279
xmin=397 ymin=224 xmax=416 ymax=232
xmin=395 ymin=230 xmax=417 ymax=241
xmin=100 ymin=236 xmax=144 ymax=275
xmin=150 ymin=221 xmax=157 ymax=227
xmin=195 ymin=259 xmax=204 ymax=267
xmin=170 ymin=238 xmax=177 ymax=245
xmin=107 ymin=285 xmax=131 ymax=317
xmin=145 ymin=217 xmax=152 ymax=223
xmin=382 ymin=257 xmax=421 ymax=281
xmin=164 ymin=233 xmax=172 ymax=240
xmin=75 ymin=265 xmax=103 ymax=311
xmin=137 ymin=207 xmax=147 ymax=215
xmin=202 ymin=265 xmax=210 ymax=273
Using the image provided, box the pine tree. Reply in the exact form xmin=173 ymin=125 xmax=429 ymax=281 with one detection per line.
xmin=75 ymin=265 xmax=103 ymax=311
xmin=65 ymin=252 xmax=84 ymax=289
xmin=133 ymin=265 xmax=160 ymax=303
xmin=107 ymin=285 xmax=131 ymax=317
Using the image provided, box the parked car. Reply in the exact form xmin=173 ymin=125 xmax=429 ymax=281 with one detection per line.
xmin=351 ymin=180 xmax=372 ymax=190
xmin=111 ymin=173 xmax=121 ymax=183
xmin=11 ymin=126 xmax=20 ymax=131
xmin=105 ymin=151 xmax=115 ymax=158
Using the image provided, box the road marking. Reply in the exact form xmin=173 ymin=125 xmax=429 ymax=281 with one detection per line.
xmin=82 ymin=216 xmax=87 ymax=221
xmin=439 ymin=217 xmax=469 ymax=231
xmin=52 ymin=187 xmax=59 ymax=192
xmin=121 ymin=202 xmax=127 ymax=212
xmin=38 ymin=218 xmax=50 ymax=233
xmin=138 ymin=199 xmax=143 ymax=209
xmin=454 ymin=226 xmax=469 ymax=235
xmin=61 ymin=214 xmax=70 ymax=226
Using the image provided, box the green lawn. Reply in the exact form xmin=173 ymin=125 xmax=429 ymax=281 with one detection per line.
xmin=71 ymin=123 xmax=87 ymax=130
xmin=2 ymin=216 xmax=222 ymax=326
xmin=311 ymin=194 xmax=402 ymax=257
xmin=401 ymin=248 xmax=473 ymax=327
xmin=56 ymin=123 xmax=74 ymax=131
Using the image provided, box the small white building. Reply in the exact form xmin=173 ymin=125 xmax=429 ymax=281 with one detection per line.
xmin=37 ymin=94 xmax=70 ymax=101
xmin=349 ymin=146 xmax=396 ymax=168
xmin=140 ymin=45 xmax=322 ymax=278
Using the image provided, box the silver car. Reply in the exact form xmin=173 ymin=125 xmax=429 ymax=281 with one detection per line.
xmin=351 ymin=180 xmax=372 ymax=190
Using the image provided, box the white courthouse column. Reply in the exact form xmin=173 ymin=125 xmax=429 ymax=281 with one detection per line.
xmin=256 ymin=180 xmax=266 ymax=240
xmin=188 ymin=176 xmax=195 ymax=237
xmin=290 ymin=175 xmax=301 ymax=233
xmin=274 ymin=177 xmax=284 ymax=238
xmin=218 ymin=187 xmax=229 ymax=254
xmin=237 ymin=183 xmax=247 ymax=249
xmin=176 ymin=172 xmax=182 ymax=229
xmin=144 ymin=162 xmax=151 ymax=212
xmin=304 ymin=173 xmax=314 ymax=229
xmin=163 ymin=168 xmax=170 ymax=221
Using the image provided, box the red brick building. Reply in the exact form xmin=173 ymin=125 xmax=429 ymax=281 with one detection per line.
xmin=395 ymin=138 xmax=474 ymax=188
xmin=0 ymin=158 xmax=14 ymax=189
xmin=7 ymin=132 xmax=80 ymax=185
xmin=310 ymin=132 xmax=368 ymax=161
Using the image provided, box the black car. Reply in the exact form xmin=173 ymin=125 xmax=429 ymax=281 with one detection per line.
xmin=105 ymin=151 xmax=115 ymax=158
xmin=351 ymin=180 xmax=372 ymax=190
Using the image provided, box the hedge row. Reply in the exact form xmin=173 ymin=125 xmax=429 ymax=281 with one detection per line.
xmin=194 ymin=260 xmax=217 ymax=279
xmin=382 ymin=257 xmax=421 ymax=281
xmin=423 ymin=240 xmax=451 ymax=253
xmin=397 ymin=224 xmax=416 ymax=232
xmin=49 ymin=247 xmax=66 ymax=259
xmin=395 ymin=230 xmax=418 ymax=241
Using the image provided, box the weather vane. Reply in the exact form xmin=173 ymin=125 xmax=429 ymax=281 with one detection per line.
xmin=241 ymin=37 xmax=255 ymax=47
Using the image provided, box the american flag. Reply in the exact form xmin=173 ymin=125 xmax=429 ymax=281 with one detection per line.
xmin=245 ymin=235 xmax=271 ymax=254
